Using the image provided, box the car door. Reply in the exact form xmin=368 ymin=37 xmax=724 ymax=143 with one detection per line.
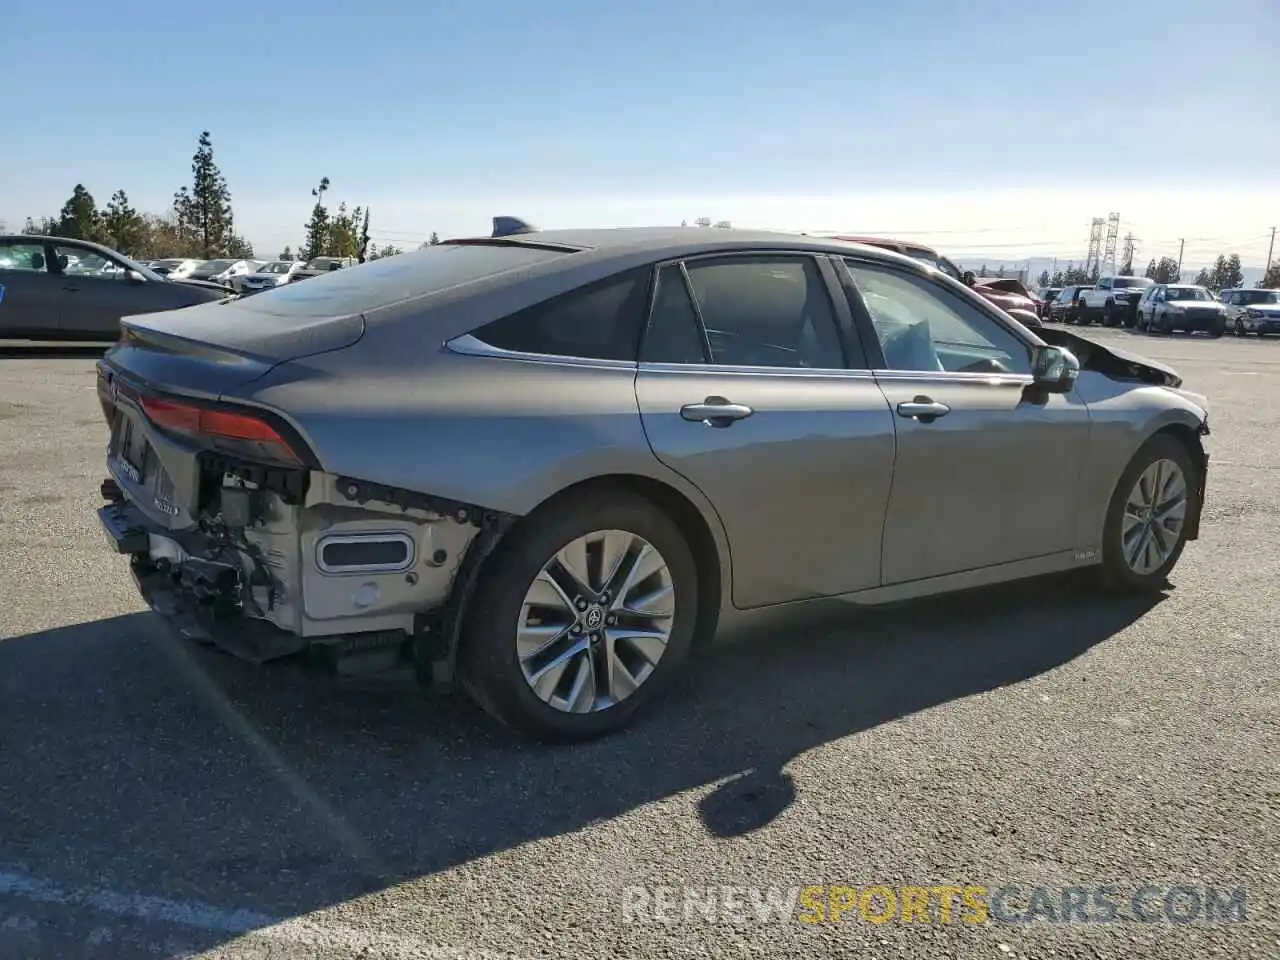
xmin=634 ymin=253 xmax=897 ymax=609
xmin=52 ymin=242 xmax=163 ymax=338
xmin=1138 ymin=286 xmax=1157 ymax=325
xmin=0 ymin=239 xmax=63 ymax=336
xmin=839 ymin=257 xmax=1092 ymax=585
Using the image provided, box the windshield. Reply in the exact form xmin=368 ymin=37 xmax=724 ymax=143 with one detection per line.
xmin=195 ymin=259 xmax=235 ymax=274
xmin=260 ymin=261 xmax=293 ymax=274
xmin=1240 ymin=289 xmax=1280 ymax=305
xmin=1167 ymin=286 xmax=1213 ymax=301
xmin=1114 ymin=277 xmax=1153 ymax=289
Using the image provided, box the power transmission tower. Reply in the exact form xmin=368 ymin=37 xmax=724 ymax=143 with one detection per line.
xmin=1120 ymin=232 xmax=1137 ymax=273
xmin=1102 ymin=212 xmax=1121 ymax=276
xmin=1085 ymin=218 xmax=1105 ymax=278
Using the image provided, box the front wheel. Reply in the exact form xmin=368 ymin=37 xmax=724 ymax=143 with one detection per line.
xmin=1234 ymin=318 xmax=1246 ymax=336
xmin=1097 ymin=435 xmax=1198 ymax=593
xmin=460 ymin=490 xmax=699 ymax=741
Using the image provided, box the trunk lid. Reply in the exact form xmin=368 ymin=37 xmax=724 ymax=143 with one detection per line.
xmin=100 ymin=299 xmax=363 ymax=529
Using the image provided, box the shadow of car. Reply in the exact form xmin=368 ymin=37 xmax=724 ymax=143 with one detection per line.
xmin=0 ymin=574 xmax=1161 ymax=952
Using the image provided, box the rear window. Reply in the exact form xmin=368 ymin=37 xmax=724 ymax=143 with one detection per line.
xmin=1114 ymin=277 xmax=1153 ymax=289
xmin=233 ymin=243 xmax=569 ymax=317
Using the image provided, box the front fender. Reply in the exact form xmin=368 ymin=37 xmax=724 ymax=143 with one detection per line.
xmin=1070 ymin=374 xmax=1209 ymax=549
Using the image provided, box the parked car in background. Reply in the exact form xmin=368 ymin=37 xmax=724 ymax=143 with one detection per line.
xmin=1036 ymin=287 xmax=1062 ymax=319
xmin=289 ymin=255 xmax=358 ymax=282
xmin=825 ymin=237 xmax=1044 ymax=322
xmin=969 ymin=276 xmax=1040 ymax=319
xmin=147 ymin=258 xmax=202 ymax=279
xmin=95 ymin=222 xmax=1208 ymax=740
xmin=239 ymin=260 xmax=305 ymax=294
xmin=1135 ymin=284 xmax=1228 ymax=336
xmin=1219 ymin=288 xmax=1280 ymax=336
xmin=827 ymin=236 xmax=965 ymax=281
xmin=1078 ymin=275 xmax=1154 ymax=327
xmin=188 ymin=258 xmax=256 ymax=289
xmin=0 ymin=235 xmax=232 ymax=340
xmin=1049 ymin=285 xmax=1092 ymax=324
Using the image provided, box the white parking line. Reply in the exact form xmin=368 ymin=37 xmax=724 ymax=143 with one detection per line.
xmin=0 ymin=869 xmax=522 ymax=959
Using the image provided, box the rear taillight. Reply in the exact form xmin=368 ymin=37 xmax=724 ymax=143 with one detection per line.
xmin=140 ymin=395 xmax=304 ymax=467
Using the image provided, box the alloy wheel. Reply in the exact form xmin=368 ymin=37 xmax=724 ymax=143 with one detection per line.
xmin=516 ymin=530 xmax=675 ymax=714
xmin=1122 ymin=458 xmax=1188 ymax=576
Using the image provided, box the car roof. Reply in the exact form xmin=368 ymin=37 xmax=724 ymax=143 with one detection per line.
xmin=453 ymin=225 xmax=927 ymax=265
xmin=1 ymin=233 xmax=118 ymax=254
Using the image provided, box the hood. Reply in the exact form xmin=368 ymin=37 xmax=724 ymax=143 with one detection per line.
xmin=972 ymin=291 xmax=1034 ymax=309
xmin=1244 ymin=303 xmax=1280 ymax=315
xmin=1167 ymin=299 xmax=1223 ymax=310
xmin=173 ymin=277 xmax=235 ymax=293
xmin=1037 ymin=326 xmax=1183 ymax=388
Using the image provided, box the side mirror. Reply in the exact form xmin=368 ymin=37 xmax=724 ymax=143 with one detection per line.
xmin=1030 ymin=344 xmax=1080 ymax=394
xmin=125 ymin=269 xmax=145 ymax=284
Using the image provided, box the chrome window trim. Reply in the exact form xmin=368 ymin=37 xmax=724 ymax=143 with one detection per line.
xmin=445 ymin=333 xmax=638 ymax=370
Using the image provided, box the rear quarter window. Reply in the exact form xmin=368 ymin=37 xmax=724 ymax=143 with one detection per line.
xmin=470 ymin=268 xmax=652 ymax=361
xmin=233 ymin=243 xmax=569 ymax=318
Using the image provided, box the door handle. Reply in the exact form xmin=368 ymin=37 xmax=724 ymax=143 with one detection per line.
xmin=680 ymin=397 xmax=754 ymax=427
xmin=896 ymin=396 xmax=951 ymax=422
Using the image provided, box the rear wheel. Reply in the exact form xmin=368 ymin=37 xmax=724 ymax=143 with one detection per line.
xmin=1097 ymin=435 xmax=1197 ymax=593
xmin=460 ymin=490 xmax=698 ymax=741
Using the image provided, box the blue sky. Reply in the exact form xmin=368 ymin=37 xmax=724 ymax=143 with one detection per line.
xmin=2 ymin=0 xmax=1277 ymax=264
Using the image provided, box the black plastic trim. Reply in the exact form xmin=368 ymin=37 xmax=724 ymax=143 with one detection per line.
xmin=335 ymin=476 xmax=512 ymax=531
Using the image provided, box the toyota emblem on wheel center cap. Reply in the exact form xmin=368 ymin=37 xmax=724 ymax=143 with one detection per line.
xmin=584 ymin=604 xmax=604 ymax=630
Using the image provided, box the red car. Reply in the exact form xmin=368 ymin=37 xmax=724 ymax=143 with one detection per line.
xmin=828 ymin=236 xmax=1041 ymax=326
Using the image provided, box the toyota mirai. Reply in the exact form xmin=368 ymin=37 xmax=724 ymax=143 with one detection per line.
xmin=96 ymin=220 xmax=1210 ymax=740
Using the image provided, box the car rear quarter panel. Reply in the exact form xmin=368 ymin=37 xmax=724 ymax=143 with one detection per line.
xmin=1070 ymin=372 xmax=1208 ymax=546
xmin=238 ymin=341 xmax=731 ymax=539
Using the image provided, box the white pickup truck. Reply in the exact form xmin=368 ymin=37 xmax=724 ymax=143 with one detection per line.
xmin=1077 ymin=275 xmax=1154 ymax=327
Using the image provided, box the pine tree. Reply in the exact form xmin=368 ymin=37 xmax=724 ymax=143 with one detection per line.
xmin=173 ymin=131 xmax=235 ymax=257
xmin=56 ymin=184 xmax=104 ymax=241
xmin=102 ymin=190 xmax=147 ymax=256
xmin=302 ymin=177 xmax=331 ymax=260
xmin=357 ymin=208 xmax=371 ymax=263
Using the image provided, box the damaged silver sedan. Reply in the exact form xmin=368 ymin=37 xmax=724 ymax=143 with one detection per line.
xmin=97 ymin=222 xmax=1210 ymax=740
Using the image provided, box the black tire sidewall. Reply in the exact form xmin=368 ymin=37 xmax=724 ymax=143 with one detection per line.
xmin=460 ymin=491 xmax=700 ymax=741
xmin=1100 ymin=434 xmax=1198 ymax=591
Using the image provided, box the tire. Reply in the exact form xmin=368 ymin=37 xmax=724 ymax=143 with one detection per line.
xmin=459 ymin=489 xmax=699 ymax=741
xmin=1097 ymin=434 xmax=1199 ymax=593
xmin=1209 ymin=319 xmax=1225 ymax=338
xmin=1103 ymin=300 xmax=1117 ymax=326
xmin=1234 ymin=318 xmax=1245 ymax=336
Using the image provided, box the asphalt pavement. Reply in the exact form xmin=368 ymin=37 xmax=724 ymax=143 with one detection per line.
xmin=0 ymin=327 xmax=1276 ymax=959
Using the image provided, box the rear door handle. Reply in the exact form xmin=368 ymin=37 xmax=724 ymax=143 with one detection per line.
xmin=896 ymin=397 xmax=951 ymax=422
xmin=680 ymin=397 xmax=754 ymax=427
